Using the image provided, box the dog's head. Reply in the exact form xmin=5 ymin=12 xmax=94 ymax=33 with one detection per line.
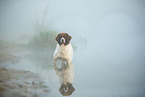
xmin=59 ymin=83 xmax=75 ymax=96
xmin=55 ymin=33 xmax=72 ymax=46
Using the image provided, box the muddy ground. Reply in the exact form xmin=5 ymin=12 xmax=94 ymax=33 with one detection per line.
xmin=0 ymin=41 xmax=53 ymax=97
xmin=0 ymin=68 xmax=50 ymax=97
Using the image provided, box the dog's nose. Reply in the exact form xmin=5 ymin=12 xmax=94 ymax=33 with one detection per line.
xmin=62 ymin=39 xmax=64 ymax=42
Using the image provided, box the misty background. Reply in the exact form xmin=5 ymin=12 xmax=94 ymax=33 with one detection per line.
xmin=0 ymin=0 xmax=145 ymax=97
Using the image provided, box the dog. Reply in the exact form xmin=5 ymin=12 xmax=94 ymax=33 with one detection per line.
xmin=54 ymin=32 xmax=73 ymax=65
xmin=53 ymin=32 xmax=75 ymax=96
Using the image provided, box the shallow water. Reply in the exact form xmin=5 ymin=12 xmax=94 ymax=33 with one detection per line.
xmin=1 ymin=38 xmax=145 ymax=97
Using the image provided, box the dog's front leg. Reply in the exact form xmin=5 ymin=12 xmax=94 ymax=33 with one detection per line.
xmin=53 ymin=57 xmax=60 ymax=71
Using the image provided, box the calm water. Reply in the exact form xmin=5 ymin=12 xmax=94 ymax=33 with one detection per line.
xmin=72 ymin=38 xmax=145 ymax=97
xmin=3 ymin=37 xmax=145 ymax=97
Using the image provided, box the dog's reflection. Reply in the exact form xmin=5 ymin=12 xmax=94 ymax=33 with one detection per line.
xmin=53 ymin=57 xmax=75 ymax=96
xmin=59 ymin=83 xmax=75 ymax=96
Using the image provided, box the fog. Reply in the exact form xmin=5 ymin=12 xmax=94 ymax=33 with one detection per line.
xmin=0 ymin=0 xmax=145 ymax=97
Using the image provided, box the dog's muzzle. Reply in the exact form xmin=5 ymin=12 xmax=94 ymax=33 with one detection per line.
xmin=60 ymin=37 xmax=65 ymax=43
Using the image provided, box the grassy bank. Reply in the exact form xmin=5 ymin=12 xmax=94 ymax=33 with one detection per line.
xmin=28 ymin=30 xmax=58 ymax=51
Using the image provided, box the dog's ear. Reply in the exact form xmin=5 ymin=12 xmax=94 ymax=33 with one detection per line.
xmin=65 ymin=33 xmax=72 ymax=45
xmin=55 ymin=33 xmax=60 ymax=42
xmin=55 ymin=34 xmax=61 ymax=44
xmin=67 ymin=83 xmax=75 ymax=95
xmin=59 ymin=84 xmax=66 ymax=96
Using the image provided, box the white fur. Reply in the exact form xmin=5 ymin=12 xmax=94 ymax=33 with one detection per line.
xmin=53 ymin=43 xmax=74 ymax=85
xmin=54 ymin=43 xmax=73 ymax=64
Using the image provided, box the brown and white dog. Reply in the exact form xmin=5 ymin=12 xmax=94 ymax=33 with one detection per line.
xmin=53 ymin=32 xmax=75 ymax=96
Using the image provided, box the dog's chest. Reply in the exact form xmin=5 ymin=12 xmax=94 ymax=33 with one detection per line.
xmin=55 ymin=44 xmax=72 ymax=57
xmin=61 ymin=45 xmax=69 ymax=55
